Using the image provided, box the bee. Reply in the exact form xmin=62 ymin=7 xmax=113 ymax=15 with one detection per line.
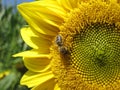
xmin=56 ymin=35 xmax=63 ymax=46
xmin=55 ymin=35 xmax=68 ymax=54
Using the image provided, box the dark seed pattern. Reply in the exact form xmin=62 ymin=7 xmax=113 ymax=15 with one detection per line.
xmin=71 ymin=23 xmax=120 ymax=86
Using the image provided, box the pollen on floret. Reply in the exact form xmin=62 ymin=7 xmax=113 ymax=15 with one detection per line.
xmin=50 ymin=0 xmax=120 ymax=90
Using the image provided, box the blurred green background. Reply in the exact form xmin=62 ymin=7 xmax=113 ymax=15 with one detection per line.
xmin=0 ymin=0 xmax=32 ymax=90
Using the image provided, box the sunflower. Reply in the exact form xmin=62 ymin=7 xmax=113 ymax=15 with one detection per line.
xmin=14 ymin=0 xmax=120 ymax=90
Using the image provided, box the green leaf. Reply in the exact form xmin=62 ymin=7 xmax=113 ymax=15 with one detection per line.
xmin=0 ymin=72 xmax=20 ymax=90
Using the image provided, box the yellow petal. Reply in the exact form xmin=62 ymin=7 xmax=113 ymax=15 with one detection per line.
xmin=23 ymin=57 xmax=51 ymax=72
xmin=37 ymin=0 xmax=67 ymax=20
xmin=20 ymin=71 xmax=54 ymax=88
xmin=20 ymin=27 xmax=52 ymax=49
xmin=32 ymin=78 xmax=56 ymax=90
xmin=17 ymin=1 xmax=66 ymax=36
xmin=54 ymin=83 xmax=61 ymax=90
xmin=57 ymin=0 xmax=79 ymax=11
xmin=13 ymin=49 xmax=51 ymax=58
xmin=18 ymin=6 xmax=57 ymax=36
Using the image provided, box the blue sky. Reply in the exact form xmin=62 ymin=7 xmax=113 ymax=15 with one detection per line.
xmin=2 ymin=0 xmax=33 ymax=7
xmin=2 ymin=0 xmax=34 ymax=12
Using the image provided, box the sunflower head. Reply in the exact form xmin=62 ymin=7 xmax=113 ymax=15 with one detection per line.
xmin=51 ymin=0 xmax=120 ymax=89
xmin=15 ymin=0 xmax=120 ymax=90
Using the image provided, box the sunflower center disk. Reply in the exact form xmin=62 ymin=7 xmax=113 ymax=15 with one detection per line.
xmin=71 ymin=23 xmax=120 ymax=86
